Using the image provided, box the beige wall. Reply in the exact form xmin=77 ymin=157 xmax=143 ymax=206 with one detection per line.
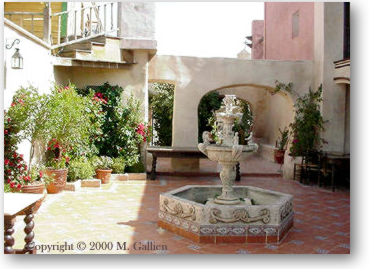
xmin=314 ymin=2 xmax=346 ymax=153
xmin=149 ymin=55 xmax=313 ymax=148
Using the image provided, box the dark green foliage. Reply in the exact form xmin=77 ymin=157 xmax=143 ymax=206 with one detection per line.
xmin=233 ymin=101 xmax=254 ymax=144
xmin=78 ymin=82 xmax=144 ymax=168
xmin=198 ymin=92 xmax=222 ymax=142
xmin=289 ymin=84 xmax=325 ymax=156
xmin=149 ymin=83 xmax=174 ymax=146
xmin=124 ymin=161 xmax=145 ymax=173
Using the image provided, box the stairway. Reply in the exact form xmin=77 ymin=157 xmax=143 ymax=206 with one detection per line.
xmin=53 ymin=35 xmax=135 ymax=68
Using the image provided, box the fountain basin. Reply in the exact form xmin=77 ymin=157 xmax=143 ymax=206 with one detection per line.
xmin=205 ymin=144 xmax=258 ymax=162
xmin=158 ymin=185 xmax=294 ymax=243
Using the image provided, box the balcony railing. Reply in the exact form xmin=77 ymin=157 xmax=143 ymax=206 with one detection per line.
xmin=51 ymin=2 xmax=118 ymax=48
xmin=5 ymin=2 xmax=118 ymax=48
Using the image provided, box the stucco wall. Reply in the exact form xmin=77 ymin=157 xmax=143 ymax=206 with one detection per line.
xmin=264 ymin=2 xmax=314 ymax=60
xmin=149 ymin=55 xmax=313 ymax=148
xmin=4 ymin=23 xmax=55 ymax=108
xmin=313 ymin=2 xmax=346 ymax=153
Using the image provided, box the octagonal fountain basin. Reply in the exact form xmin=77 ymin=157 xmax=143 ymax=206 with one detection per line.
xmin=158 ymin=185 xmax=294 ymax=244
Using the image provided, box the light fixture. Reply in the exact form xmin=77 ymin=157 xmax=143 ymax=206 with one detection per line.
xmin=11 ymin=48 xmax=23 ymax=69
xmin=5 ymin=39 xmax=23 ymax=69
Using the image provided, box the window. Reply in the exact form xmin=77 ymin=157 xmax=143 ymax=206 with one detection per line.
xmin=292 ymin=10 xmax=299 ymax=39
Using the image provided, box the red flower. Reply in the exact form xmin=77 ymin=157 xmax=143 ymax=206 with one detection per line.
xmin=47 ymin=147 xmax=51 ymax=150
xmin=4 ymin=129 xmax=8 ymax=135
xmin=11 ymin=102 xmax=15 ymax=107
xmin=13 ymin=152 xmax=17 ymax=158
xmin=4 ymin=159 xmax=10 ymax=165
xmin=17 ymin=184 xmax=22 ymax=190
xmin=9 ymin=182 xmax=15 ymax=189
xmin=54 ymin=143 xmax=59 ymax=148
xmin=7 ymin=179 xmax=10 ymax=183
xmin=39 ymin=171 xmax=43 ymax=178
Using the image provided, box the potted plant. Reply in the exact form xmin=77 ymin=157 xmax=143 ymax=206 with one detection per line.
xmin=40 ymin=85 xmax=100 ymax=192
xmin=92 ymin=156 xmax=113 ymax=184
xmin=21 ymin=166 xmax=46 ymax=194
xmin=274 ymin=127 xmax=289 ymax=164
xmin=44 ymin=139 xmax=70 ymax=194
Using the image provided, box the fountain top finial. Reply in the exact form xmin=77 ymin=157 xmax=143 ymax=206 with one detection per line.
xmin=222 ymin=95 xmax=236 ymax=114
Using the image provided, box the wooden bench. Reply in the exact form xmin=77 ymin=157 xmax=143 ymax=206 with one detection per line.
xmin=4 ymin=193 xmax=45 ymax=254
xmin=146 ymin=146 xmax=241 ymax=181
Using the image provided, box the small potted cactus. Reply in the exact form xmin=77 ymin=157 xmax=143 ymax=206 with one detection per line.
xmin=92 ymin=156 xmax=113 ymax=184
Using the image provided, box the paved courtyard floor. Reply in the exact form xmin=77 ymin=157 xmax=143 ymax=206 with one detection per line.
xmin=12 ymin=175 xmax=350 ymax=254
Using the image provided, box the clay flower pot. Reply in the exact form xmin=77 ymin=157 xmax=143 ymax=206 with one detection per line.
xmin=45 ymin=168 xmax=68 ymax=194
xmin=22 ymin=181 xmax=45 ymax=194
xmin=96 ymin=169 xmax=112 ymax=184
xmin=274 ymin=149 xmax=286 ymax=164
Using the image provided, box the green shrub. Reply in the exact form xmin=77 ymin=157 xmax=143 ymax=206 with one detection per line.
xmin=78 ymin=83 xmax=147 ymax=167
xmin=149 ymin=83 xmax=174 ymax=146
xmin=67 ymin=158 xmax=95 ymax=181
xmin=125 ymin=161 xmax=145 ymax=173
xmin=91 ymin=155 xmax=113 ymax=170
xmin=112 ymin=157 xmax=126 ymax=174
xmin=198 ymin=92 xmax=222 ymax=142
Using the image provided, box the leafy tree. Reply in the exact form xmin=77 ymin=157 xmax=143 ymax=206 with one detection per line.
xmin=149 ymin=83 xmax=174 ymax=146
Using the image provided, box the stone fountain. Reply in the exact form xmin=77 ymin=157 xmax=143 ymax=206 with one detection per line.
xmin=158 ymin=95 xmax=293 ymax=244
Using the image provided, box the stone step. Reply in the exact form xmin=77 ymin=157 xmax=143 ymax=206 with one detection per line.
xmin=81 ymin=179 xmax=101 ymax=188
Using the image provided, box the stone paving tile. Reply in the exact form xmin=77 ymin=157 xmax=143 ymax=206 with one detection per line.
xmin=12 ymin=175 xmax=350 ymax=254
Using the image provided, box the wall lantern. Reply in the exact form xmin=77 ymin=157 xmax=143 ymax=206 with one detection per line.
xmin=5 ymin=39 xmax=23 ymax=69
xmin=11 ymin=48 xmax=23 ymax=69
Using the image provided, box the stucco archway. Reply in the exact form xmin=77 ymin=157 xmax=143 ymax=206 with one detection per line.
xmin=149 ymin=55 xmax=313 ymax=147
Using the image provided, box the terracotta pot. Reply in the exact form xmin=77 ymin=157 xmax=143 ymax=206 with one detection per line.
xmin=274 ymin=149 xmax=286 ymax=164
xmin=22 ymin=181 xmax=45 ymax=194
xmin=96 ymin=169 xmax=112 ymax=184
xmin=45 ymin=168 xmax=68 ymax=194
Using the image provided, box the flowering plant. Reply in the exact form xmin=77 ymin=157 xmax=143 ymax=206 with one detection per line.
xmin=4 ymin=151 xmax=28 ymax=192
xmin=45 ymin=138 xmax=70 ymax=169
xmin=91 ymin=156 xmax=113 ymax=170
xmin=136 ymin=123 xmax=152 ymax=143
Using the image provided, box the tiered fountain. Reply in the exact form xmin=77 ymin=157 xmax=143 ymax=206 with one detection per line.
xmin=158 ymin=95 xmax=293 ymax=243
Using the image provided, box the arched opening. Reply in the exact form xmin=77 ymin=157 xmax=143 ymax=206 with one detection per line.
xmin=197 ymin=84 xmax=294 ymax=162
xmin=197 ymin=91 xmax=254 ymax=144
xmin=148 ymin=81 xmax=176 ymax=146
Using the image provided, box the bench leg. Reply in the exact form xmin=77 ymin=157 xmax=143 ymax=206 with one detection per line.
xmin=24 ymin=210 xmax=36 ymax=254
xmin=150 ymin=154 xmax=157 ymax=180
xmin=4 ymin=216 xmax=15 ymax=254
xmin=235 ymin=163 xmax=241 ymax=181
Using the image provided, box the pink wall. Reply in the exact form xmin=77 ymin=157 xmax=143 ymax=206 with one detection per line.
xmin=264 ymin=2 xmax=314 ymax=60
xmin=251 ymin=20 xmax=264 ymax=59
